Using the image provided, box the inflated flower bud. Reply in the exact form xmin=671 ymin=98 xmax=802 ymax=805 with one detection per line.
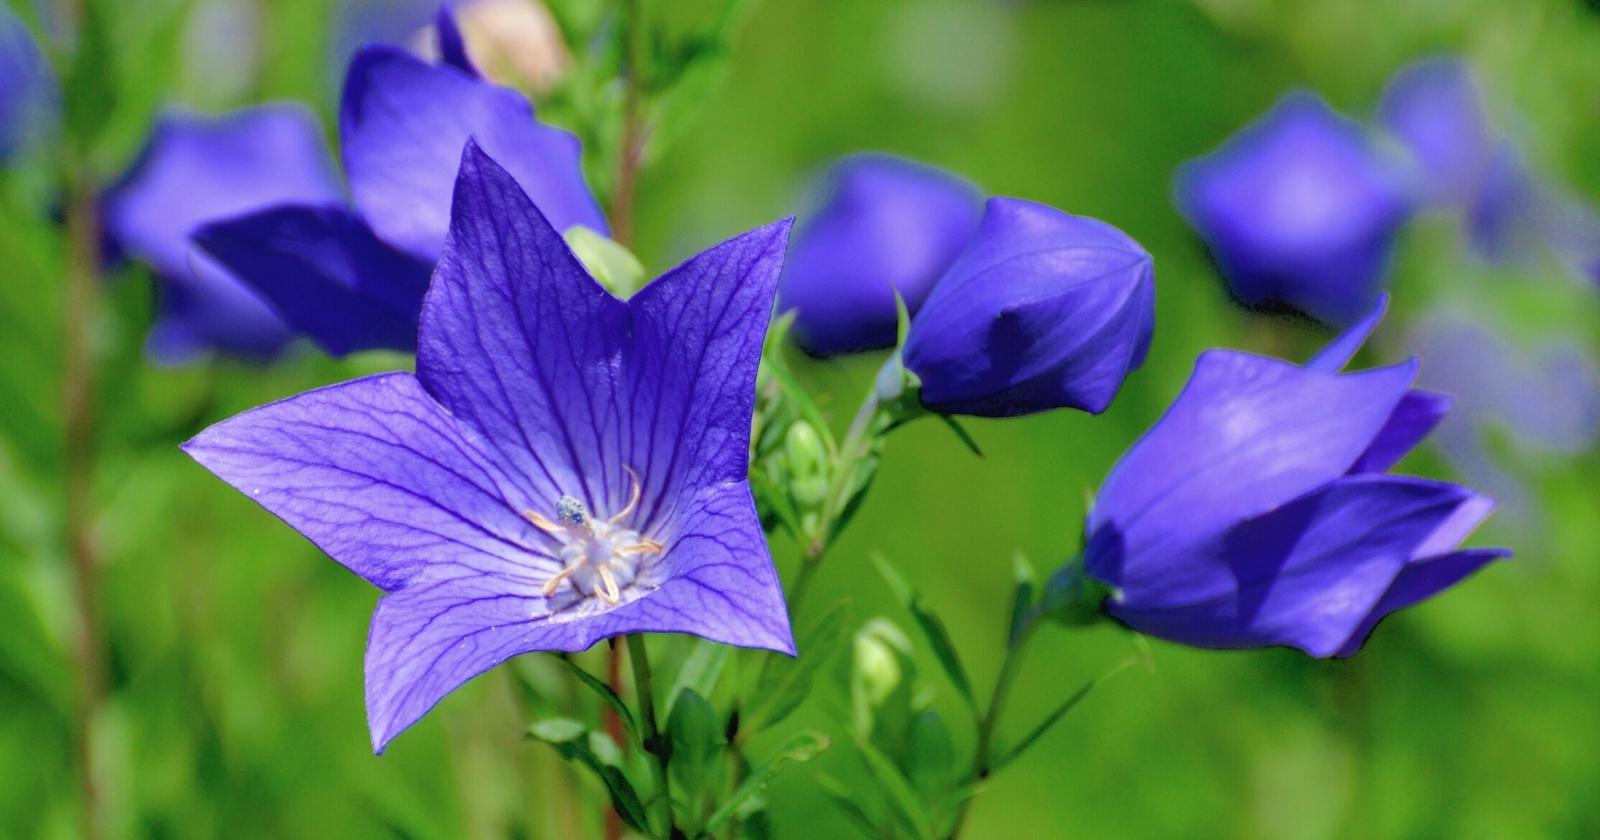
xmin=902 ymin=197 xmax=1154 ymax=418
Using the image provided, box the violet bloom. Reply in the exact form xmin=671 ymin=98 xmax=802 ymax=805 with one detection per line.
xmin=777 ymin=154 xmax=982 ymax=356
xmin=1083 ymin=297 xmax=1507 ymax=656
xmin=195 ymin=14 xmax=605 ymax=355
xmin=0 ymin=7 xmax=55 ymax=162
xmin=101 ymin=105 xmax=343 ymax=362
xmin=902 ymin=197 xmax=1154 ymax=417
xmin=1378 ymin=57 xmax=1495 ymax=210
xmin=1175 ymin=92 xmax=1412 ymax=327
xmin=183 ymin=143 xmax=794 ymax=751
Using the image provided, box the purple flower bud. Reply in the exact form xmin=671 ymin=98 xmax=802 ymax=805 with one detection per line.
xmin=902 ymin=197 xmax=1154 ymax=417
xmin=1084 ymin=297 xmax=1507 ymax=657
xmin=778 ymin=154 xmax=982 ymax=356
xmin=1175 ymin=92 xmax=1412 ymax=326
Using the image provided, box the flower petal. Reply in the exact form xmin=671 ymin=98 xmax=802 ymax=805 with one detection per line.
xmin=364 ymin=481 xmax=791 ymax=753
xmin=1086 ymin=350 xmax=1416 ymax=607
xmin=1106 ymin=475 xmax=1492 ymax=657
xmin=624 ymin=217 xmax=792 ymax=530
xmin=103 ymin=104 xmax=343 ymax=282
xmin=340 ymin=45 xmax=606 ymax=262
xmin=182 ymin=372 xmax=550 ymax=593
xmin=146 ymin=258 xmax=297 ymax=363
xmin=1350 ymin=389 xmax=1450 ymax=473
xmin=1306 ymin=292 xmax=1388 ymax=372
xmin=1334 ymin=547 xmax=1509 ymax=657
xmin=417 ymin=141 xmax=629 ymax=514
xmin=193 ymin=203 xmax=433 ymax=355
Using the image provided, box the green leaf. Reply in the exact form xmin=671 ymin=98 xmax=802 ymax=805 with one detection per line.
xmin=703 ymin=730 xmax=829 ymax=833
xmin=746 ymin=598 xmax=853 ymax=730
xmin=852 ymin=733 xmax=936 ymax=840
xmin=527 ymin=719 xmax=651 ymax=832
xmin=665 ymin=639 xmax=729 ymax=720
xmin=991 ymin=657 xmax=1138 ymax=772
xmin=817 ymin=773 xmax=882 ymax=837
xmin=935 ymin=414 xmax=985 ymax=458
xmin=905 ymin=709 xmax=957 ymax=799
xmin=871 ymin=555 xmax=975 ymax=712
xmin=666 ymin=688 xmax=719 ymax=797
xmin=558 ymin=656 xmax=639 ymax=743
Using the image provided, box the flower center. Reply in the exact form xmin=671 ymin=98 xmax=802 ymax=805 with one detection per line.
xmin=524 ymin=469 xmax=662 ymax=605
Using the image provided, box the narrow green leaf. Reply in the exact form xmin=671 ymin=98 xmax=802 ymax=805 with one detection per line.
xmin=935 ymin=414 xmax=985 ymax=458
xmin=558 ymin=655 xmax=639 ymax=742
xmin=992 ymin=658 xmax=1137 ymax=772
xmin=703 ymin=731 xmax=829 ymax=833
xmin=851 ymin=733 xmax=936 ymax=840
xmin=817 ymin=773 xmax=882 ymax=837
xmin=872 ymin=555 xmax=975 ymax=711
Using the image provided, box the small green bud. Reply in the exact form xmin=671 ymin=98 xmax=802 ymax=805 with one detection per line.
xmin=564 ymin=225 xmax=646 ymax=297
xmin=850 ymin=618 xmax=915 ymax=737
xmin=784 ymin=420 xmax=829 ymax=509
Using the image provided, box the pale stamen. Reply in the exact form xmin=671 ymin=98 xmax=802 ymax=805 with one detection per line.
xmin=530 ymin=468 xmax=664 ymax=606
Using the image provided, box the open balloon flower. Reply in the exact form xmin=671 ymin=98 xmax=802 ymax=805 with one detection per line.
xmin=1082 ymin=297 xmax=1508 ymax=656
xmin=193 ymin=9 xmax=605 ymax=356
xmin=184 ymin=143 xmax=794 ymax=752
xmin=101 ymin=105 xmax=344 ymax=362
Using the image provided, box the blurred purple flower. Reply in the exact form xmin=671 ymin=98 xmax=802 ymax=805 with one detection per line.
xmin=0 ymin=7 xmax=55 ymax=162
xmin=777 ymin=154 xmax=982 ymax=356
xmin=196 ymin=20 xmax=605 ymax=356
xmin=1378 ymin=57 xmax=1495 ymax=210
xmin=1175 ymin=92 xmax=1413 ymax=326
xmin=1084 ymin=297 xmax=1506 ymax=657
xmin=101 ymin=105 xmax=343 ymax=362
xmin=184 ymin=143 xmax=794 ymax=752
xmin=903 ymin=197 xmax=1154 ymax=417
xmin=1409 ymin=312 xmax=1600 ymax=523
xmin=1380 ymin=55 xmax=1600 ymax=284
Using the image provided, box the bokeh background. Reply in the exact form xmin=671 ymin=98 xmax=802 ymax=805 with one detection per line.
xmin=2 ymin=0 xmax=1598 ymax=837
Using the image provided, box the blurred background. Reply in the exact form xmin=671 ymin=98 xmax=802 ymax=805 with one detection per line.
xmin=2 ymin=0 xmax=1597 ymax=837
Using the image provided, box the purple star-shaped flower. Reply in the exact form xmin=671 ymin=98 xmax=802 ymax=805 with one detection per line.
xmin=184 ymin=143 xmax=795 ymax=752
xmin=194 ymin=13 xmax=605 ymax=356
xmin=1084 ymin=297 xmax=1508 ymax=657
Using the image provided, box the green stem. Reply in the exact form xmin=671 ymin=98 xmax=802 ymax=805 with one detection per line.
xmin=610 ymin=0 xmax=647 ymax=247
xmin=948 ymin=616 xmax=1041 ymax=839
xmin=627 ymin=635 xmax=674 ymax=837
